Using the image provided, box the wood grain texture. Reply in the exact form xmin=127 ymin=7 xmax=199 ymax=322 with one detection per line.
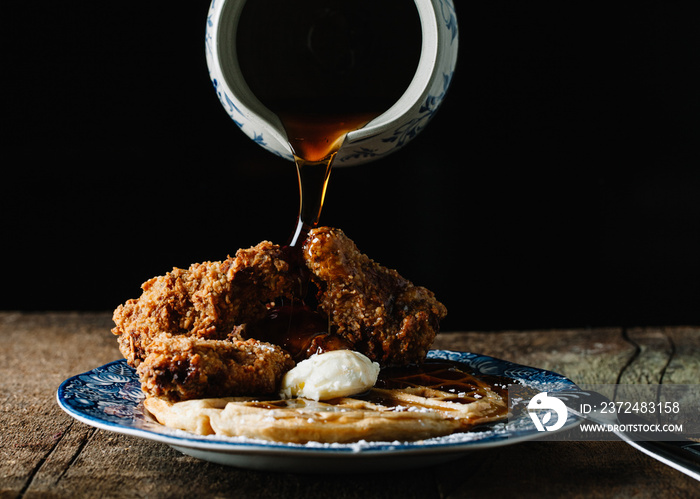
xmin=1 ymin=313 xmax=698 ymax=498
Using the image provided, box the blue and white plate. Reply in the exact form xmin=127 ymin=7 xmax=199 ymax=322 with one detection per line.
xmin=57 ymin=350 xmax=580 ymax=472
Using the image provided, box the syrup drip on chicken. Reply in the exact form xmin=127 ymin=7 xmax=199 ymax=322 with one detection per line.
xmin=244 ymin=303 xmax=352 ymax=362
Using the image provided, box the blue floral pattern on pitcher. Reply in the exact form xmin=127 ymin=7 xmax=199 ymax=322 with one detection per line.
xmin=336 ymin=0 xmax=459 ymax=165
xmin=205 ymin=0 xmax=459 ymax=166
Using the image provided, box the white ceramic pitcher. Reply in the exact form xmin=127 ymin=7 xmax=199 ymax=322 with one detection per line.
xmin=205 ymin=0 xmax=458 ymax=166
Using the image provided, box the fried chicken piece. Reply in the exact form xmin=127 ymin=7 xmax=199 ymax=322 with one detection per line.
xmin=302 ymin=227 xmax=447 ymax=366
xmin=112 ymin=228 xmax=446 ymax=401
xmin=137 ymin=333 xmax=294 ymax=402
xmin=112 ymin=241 xmax=296 ymax=367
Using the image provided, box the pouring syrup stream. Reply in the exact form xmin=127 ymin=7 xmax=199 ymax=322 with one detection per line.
xmin=284 ymin=112 xmax=376 ymax=247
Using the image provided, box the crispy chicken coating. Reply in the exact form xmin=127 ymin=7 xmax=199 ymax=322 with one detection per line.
xmin=112 ymin=228 xmax=447 ymax=401
xmin=137 ymin=333 xmax=294 ymax=401
xmin=112 ymin=241 xmax=295 ymax=367
xmin=302 ymin=227 xmax=447 ymax=366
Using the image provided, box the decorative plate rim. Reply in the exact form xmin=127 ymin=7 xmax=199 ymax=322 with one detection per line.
xmin=57 ymin=350 xmax=580 ymax=458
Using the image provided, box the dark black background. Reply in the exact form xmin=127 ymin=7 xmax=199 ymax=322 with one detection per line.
xmin=4 ymin=2 xmax=699 ymax=331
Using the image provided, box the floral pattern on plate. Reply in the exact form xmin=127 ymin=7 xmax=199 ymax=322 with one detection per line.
xmin=57 ymin=350 xmax=581 ymax=470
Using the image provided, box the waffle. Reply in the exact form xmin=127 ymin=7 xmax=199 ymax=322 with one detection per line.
xmin=143 ymin=378 xmax=508 ymax=444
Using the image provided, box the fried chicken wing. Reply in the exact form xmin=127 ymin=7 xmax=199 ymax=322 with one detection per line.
xmin=112 ymin=241 xmax=295 ymax=367
xmin=136 ymin=333 xmax=294 ymax=401
xmin=302 ymin=227 xmax=447 ymax=366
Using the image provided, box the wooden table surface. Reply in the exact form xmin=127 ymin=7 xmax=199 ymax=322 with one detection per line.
xmin=1 ymin=312 xmax=698 ymax=498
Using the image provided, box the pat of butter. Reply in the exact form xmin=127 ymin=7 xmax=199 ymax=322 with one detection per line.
xmin=280 ymin=350 xmax=380 ymax=401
